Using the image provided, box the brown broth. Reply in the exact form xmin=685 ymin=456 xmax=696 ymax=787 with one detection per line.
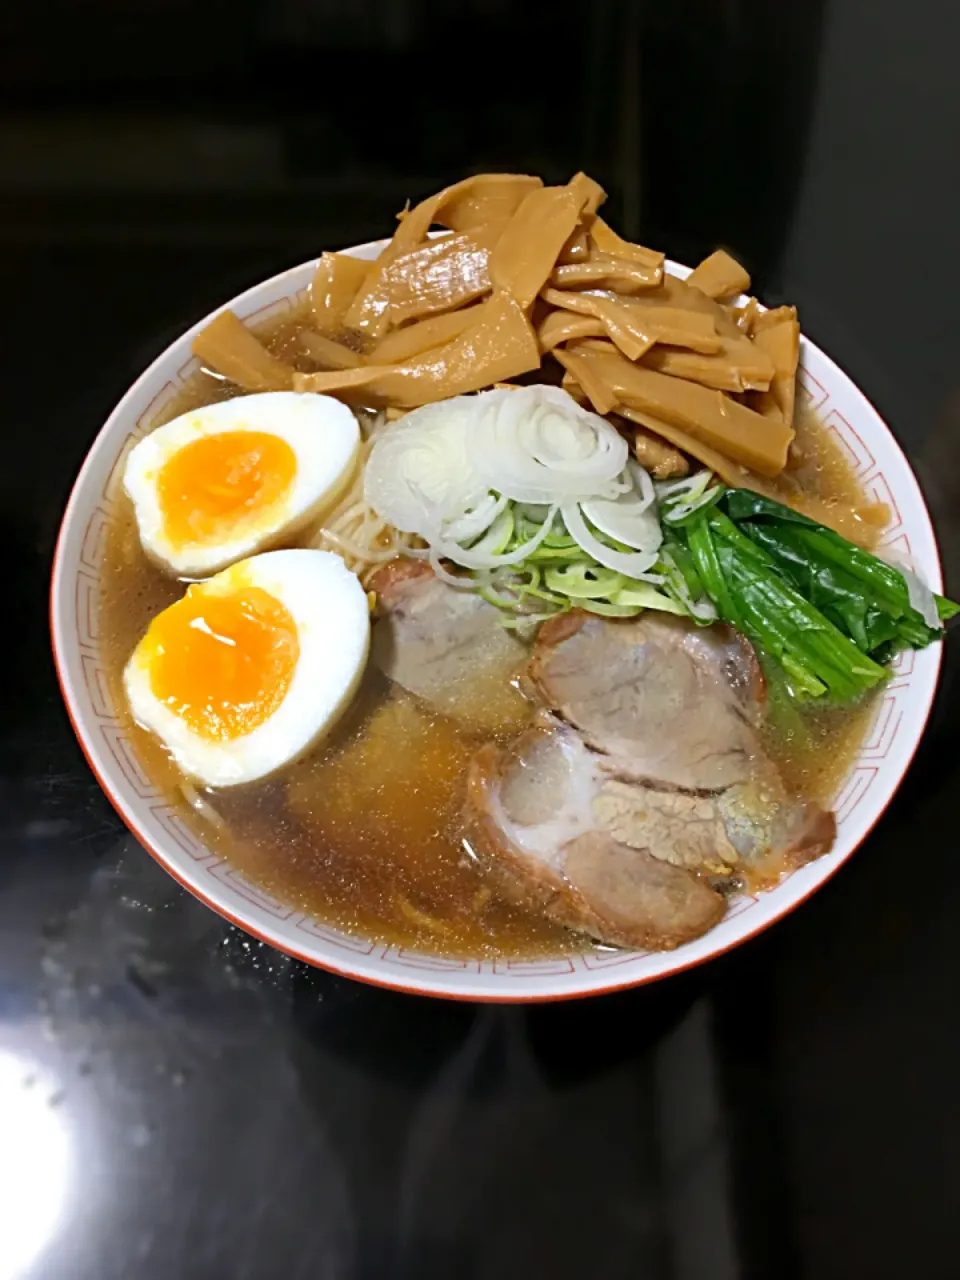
xmin=789 ymin=401 xmax=873 ymax=516
xmin=761 ymin=695 xmax=878 ymax=806
xmin=98 ymin=310 xmax=880 ymax=958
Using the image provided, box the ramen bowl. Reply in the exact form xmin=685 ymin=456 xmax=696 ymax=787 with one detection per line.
xmin=50 ymin=245 xmax=945 ymax=1001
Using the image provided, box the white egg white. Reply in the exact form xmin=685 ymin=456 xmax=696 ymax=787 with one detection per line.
xmin=124 ymin=391 xmax=360 ymax=577
xmin=124 ymin=549 xmax=370 ymax=787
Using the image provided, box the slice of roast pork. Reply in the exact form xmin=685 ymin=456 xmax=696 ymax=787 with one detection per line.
xmin=527 ymin=611 xmax=834 ymax=879
xmin=526 ymin=610 xmax=764 ymax=791
xmin=464 ymin=611 xmax=835 ymax=950
xmin=368 ymin=560 xmax=528 ymax=733
xmin=464 ymin=718 xmax=726 ymax=950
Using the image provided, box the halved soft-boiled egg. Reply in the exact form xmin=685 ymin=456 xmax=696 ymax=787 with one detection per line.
xmin=125 ymin=549 xmax=370 ymax=787
xmin=124 ymin=391 xmax=360 ymax=577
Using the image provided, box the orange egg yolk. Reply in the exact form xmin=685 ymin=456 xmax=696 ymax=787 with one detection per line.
xmin=157 ymin=430 xmax=297 ymax=548
xmin=140 ymin=583 xmax=300 ymax=741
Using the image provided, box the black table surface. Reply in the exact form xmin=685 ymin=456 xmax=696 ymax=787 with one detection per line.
xmin=3 ymin=4 xmax=960 ymax=1278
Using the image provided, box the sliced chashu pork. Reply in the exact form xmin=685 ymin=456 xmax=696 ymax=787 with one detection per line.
xmin=465 ymin=610 xmax=836 ymax=950
xmin=368 ymin=560 xmax=528 ymax=733
xmin=466 ymin=719 xmax=726 ymax=950
xmin=528 ymin=611 xmax=834 ymax=878
xmin=526 ymin=609 xmax=763 ymax=790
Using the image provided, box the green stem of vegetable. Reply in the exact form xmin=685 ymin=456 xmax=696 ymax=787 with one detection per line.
xmin=686 ymin=518 xmax=741 ymax=628
xmin=659 ymin=534 xmax=707 ymax=601
xmin=758 ymin=654 xmax=819 ymax=739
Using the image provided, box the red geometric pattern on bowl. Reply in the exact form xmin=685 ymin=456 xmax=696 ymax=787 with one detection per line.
xmin=75 ymin=572 xmax=102 ymax=651
xmin=152 ymin=805 xmax=216 ymax=863
xmin=295 ymin=918 xmax=379 ymax=957
xmin=494 ymin=957 xmax=578 ymax=977
xmin=50 ymin=249 xmax=946 ymax=1000
xmin=205 ymin=864 xmax=299 ymax=921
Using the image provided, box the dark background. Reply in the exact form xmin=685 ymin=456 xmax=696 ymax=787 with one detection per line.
xmin=3 ymin=1 xmax=960 ymax=1277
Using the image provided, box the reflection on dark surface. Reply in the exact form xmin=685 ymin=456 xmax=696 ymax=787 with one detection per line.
xmin=3 ymin=0 xmax=960 ymax=1277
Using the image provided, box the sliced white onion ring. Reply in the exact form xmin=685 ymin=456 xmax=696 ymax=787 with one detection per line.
xmin=629 ymin=459 xmax=656 ymax=506
xmin=440 ymin=492 xmax=508 ymax=544
xmin=365 ymin=399 xmax=491 ymax=537
xmin=437 ymin=505 xmax=561 ymax=571
xmin=656 ymin=470 xmax=714 ymax=501
xmin=581 ymin=463 xmax=661 ymax=553
xmin=427 ymin=545 xmax=476 ymax=589
xmin=561 ymin=501 xmax=663 ymax=581
xmin=467 ymin=386 xmax=628 ymax=504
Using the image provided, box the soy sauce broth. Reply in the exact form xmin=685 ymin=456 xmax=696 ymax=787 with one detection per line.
xmin=97 ymin=307 xmax=881 ymax=959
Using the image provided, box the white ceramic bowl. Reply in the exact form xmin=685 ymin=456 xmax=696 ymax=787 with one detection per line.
xmin=50 ymin=244 xmax=945 ymax=1001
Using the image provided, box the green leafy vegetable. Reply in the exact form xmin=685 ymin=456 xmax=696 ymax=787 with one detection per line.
xmin=719 ymin=489 xmax=956 ymax=655
xmin=661 ymin=487 xmax=956 ymax=704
